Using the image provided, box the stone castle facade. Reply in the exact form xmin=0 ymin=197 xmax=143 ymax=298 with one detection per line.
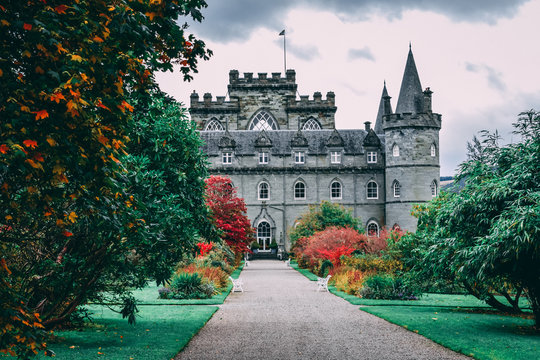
xmin=190 ymin=48 xmax=441 ymax=252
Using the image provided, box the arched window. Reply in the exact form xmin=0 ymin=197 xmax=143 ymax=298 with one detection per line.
xmin=431 ymin=143 xmax=436 ymax=157
xmin=302 ymin=117 xmax=321 ymax=130
xmin=249 ymin=110 xmax=278 ymax=131
xmin=257 ymin=221 xmax=271 ymax=251
xmin=367 ymin=181 xmax=378 ymax=199
xmin=367 ymin=221 xmax=379 ymax=236
xmin=258 ymin=181 xmax=269 ymax=200
xmin=294 ymin=181 xmax=306 ymax=200
xmin=204 ymin=118 xmax=224 ymax=131
xmin=393 ymin=180 xmax=401 ymax=198
xmin=431 ymin=180 xmax=438 ymax=197
xmin=330 ymin=181 xmax=342 ymax=199
xmin=392 ymin=144 xmax=400 ymax=157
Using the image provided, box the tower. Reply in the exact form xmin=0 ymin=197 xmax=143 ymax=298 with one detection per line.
xmin=383 ymin=46 xmax=442 ymax=231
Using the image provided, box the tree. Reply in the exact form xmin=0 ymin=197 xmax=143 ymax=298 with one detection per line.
xmin=302 ymin=227 xmax=367 ymax=266
xmin=399 ymin=111 xmax=540 ymax=328
xmin=121 ymin=90 xmax=213 ymax=285
xmin=289 ymin=201 xmax=363 ymax=246
xmin=0 ymin=0 xmax=212 ymax=354
xmin=205 ymin=176 xmax=254 ymax=257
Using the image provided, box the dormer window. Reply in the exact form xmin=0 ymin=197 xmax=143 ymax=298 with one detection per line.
xmin=259 ymin=152 xmax=269 ymax=164
xmin=294 ymin=151 xmax=305 ymax=164
xmin=222 ymin=152 xmax=233 ymax=164
xmin=367 ymin=151 xmax=377 ymax=164
xmin=330 ymin=151 xmax=341 ymax=164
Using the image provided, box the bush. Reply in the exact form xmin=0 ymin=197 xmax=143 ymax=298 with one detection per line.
xmin=303 ymin=227 xmax=367 ymax=267
xmin=342 ymin=254 xmax=402 ymax=274
xmin=332 ymin=266 xmax=366 ymax=295
xmin=169 ymin=272 xmax=211 ymax=300
xmin=359 ymin=274 xmax=419 ymax=300
xmin=319 ymin=259 xmax=334 ymax=277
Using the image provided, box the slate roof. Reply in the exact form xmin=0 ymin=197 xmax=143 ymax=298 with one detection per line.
xmin=200 ymin=130 xmax=385 ymax=156
xmin=374 ymin=82 xmax=391 ymax=134
xmin=395 ymin=46 xmax=423 ymax=114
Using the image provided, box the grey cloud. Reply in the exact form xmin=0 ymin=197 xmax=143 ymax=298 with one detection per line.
xmin=348 ymin=47 xmax=375 ymax=61
xmin=192 ymin=0 xmax=531 ymax=42
xmin=272 ymin=38 xmax=320 ymax=61
xmin=465 ymin=62 xmax=506 ymax=92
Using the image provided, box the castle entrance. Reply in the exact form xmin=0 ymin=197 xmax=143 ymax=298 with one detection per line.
xmin=257 ymin=221 xmax=271 ymax=252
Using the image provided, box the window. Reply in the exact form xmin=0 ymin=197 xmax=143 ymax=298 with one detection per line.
xmin=330 ymin=151 xmax=341 ymax=164
xmin=393 ymin=180 xmax=401 ymax=198
xmin=222 ymin=152 xmax=232 ymax=164
xmin=367 ymin=151 xmax=377 ymax=163
xmin=302 ymin=118 xmax=321 ymax=130
xmin=294 ymin=151 xmax=305 ymax=164
xmin=258 ymin=152 xmax=269 ymax=164
xmin=257 ymin=221 xmax=271 ymax=251
xmin=392 ymin=144 xmax=400 ymax=157
xmin=330 ymin=181 xmax=342 ymax=199
xmin=294 ymin=181 xmax=306 ymax=199
xmin=249 ymin=110 xmax=278 ymax=131
xmin=258 ymin=182 xmax=269 ymax=200
xmin=431 ymin=144 xmax=436 ymax=157
xmin=367 ymin=222 xmax=379 ymax=236
xmin=431 ymin=180 xmax=438 ymax=197
xmin=204 ymin=118 xmax=224 ymax=131
xmin=367 ymin=181 xmax=378 ymax=199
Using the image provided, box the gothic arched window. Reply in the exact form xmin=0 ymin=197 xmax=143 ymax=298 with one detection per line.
xmin=258 ymin=181 xmax=270 ymax=200
xmin=367 ymin=221 xmax=379 ymax=236
xmin=249 ymin=110 xmax=278 ymax=131
xmin=257 ymin=221 xmax=271 ymax=251
xmin=204 ymin=118 xmax=224 ymax=131
xmin=431 ymin=180 xmax=438 ymax=197
xmin=392 ymin=144 xmax=400 ymax=157
xmin=294 ymin=181 xmax=306 ymax=200
xmin=330 ymin=180 xmax=342 ymax=199
xmin=367 ymin=181 xmax=378 ymax=199
xmin=302 ymin=118 xmax=321 ymax=130
xmin=393 ymin=180 xmax=401 ymax=198
xmin=431 ymin=143 xmax=437 ymax=157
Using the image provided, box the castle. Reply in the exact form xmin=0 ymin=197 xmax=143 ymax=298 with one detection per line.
xmin=190 ymin=47 xmax=441 ymax=252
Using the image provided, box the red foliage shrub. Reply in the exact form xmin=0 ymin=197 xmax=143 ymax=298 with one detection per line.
xmin=364 ymin=227 xmax=404 ymax=255
xmin=303 ymin=227 xmax=366 ymax=266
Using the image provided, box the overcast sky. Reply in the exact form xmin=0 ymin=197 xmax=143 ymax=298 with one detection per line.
xmin=156 ymin=0 xmax=540 ymax=176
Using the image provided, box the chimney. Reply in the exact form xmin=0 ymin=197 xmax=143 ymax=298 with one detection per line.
xmin=423 ymin=87 xmax=433 ymax=113
xmin=286 ymin=69 xmax=296 ymax=82
xmin=203 ymin=93 xmax=212 ymax=106
xmin=326 ymin=91 xmax=335 ymax=106
xmin=244 ymin=72 xmax=253 ymax=82
xmin=364 ymin=121 xmax=371 ymax=131
xmin=190 ymin=91 xmax=199 ymax=107
xmin=383 ymin=95 xmax=392 ymax=115
xmin=229 ymin=70 xmax=239 ymax=83
xmin=313 ymin=92 xmax=322 ymax=102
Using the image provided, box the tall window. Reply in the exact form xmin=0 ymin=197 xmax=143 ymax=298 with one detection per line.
xmin=257 ymin=221 xmax=271 ymax=251
xmin=222 ymin=152 xmax=232 ymax=164
xmin=204 ymin=118 xmax=224 ymax=131
xmin=367 ymin=222 xmax=379 ymax=236
xmin=249 ymin=110 xmax=278 ymax=131
xmin=294 ymin=151 xmax=305 ymax=164
xmin=367 ymin=151 xmax=377 ymax=163
xmin=392 ymin=144 xmax=400 ymax=157
xmin=431 ymin=143 xmax=436 ymax=157
xmin=294 ymin=181 xmax=306 ymax=200
xmin=258 ymin=182 xmax=269 ymax=200
xmin=330 ymin=151 xmax=341 ymax=164
xmin=431 ymin=180 xmax=438 ymax=197
xmin=330 ymin=181 xmax=342 ymax=199
xmin=302 ymin=118 xmax=321 ymax=130
xmin=258 ymin=152 xmax=269 ymax=164
xmin=367 ymin=181 xmax=378 ymax=199
xmin=393 ymin=180 xmax=401 ymax=198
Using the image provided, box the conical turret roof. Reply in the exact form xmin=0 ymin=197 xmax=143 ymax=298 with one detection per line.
xmin=395 ymin=45 xmax=423 ymax=114
xmin=374 ymin=81 xmax=391 ymax=134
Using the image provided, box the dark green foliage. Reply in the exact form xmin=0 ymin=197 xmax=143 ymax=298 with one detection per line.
xmin=398 ymin=111 xmax=540 ymax=328
xmin=319 ymin=259 xmax=334 ymax=277
xmin=169 ymin=273 xmax=212 ymax=300
xmin=359 ymin=274 xmax=419 ymax=300
xmin=289 ymin=201 xmax=363 ymax=246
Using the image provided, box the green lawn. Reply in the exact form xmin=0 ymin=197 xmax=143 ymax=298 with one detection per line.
xmin=289 ymin=262 xmax=319 ymax=281
xmin=37 ymin=305 xmax=217 ymax=360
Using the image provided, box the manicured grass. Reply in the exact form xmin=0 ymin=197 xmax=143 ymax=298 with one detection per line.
xmin=289 ymin=262 xmax=319 ymax=281
xmin=362 ymin=305 xmax=539 ymax=360
xmin=37 ymin=305 xmax=218 ymax=360
xmin=130 ymin=282 xmax=233 ymax=305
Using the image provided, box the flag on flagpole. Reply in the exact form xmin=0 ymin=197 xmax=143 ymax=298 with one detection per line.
xmin=279 ymin=30 xmax=285 ymax=36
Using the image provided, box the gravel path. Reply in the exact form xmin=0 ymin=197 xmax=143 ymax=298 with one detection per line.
xmin=175 ymin=260 xmax=470 ymax=360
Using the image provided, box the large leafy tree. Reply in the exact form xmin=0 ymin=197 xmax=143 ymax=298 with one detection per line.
xmin=123 ymin=90 xmax=213 ymax=285
xmin=289 ymin=201 xmax=362 ymax=246
xmin=399 ymin=111 xmax=540 ymax=328
xmin=0 ymin=0 xmax=212 ymax=355
xmin=205 ymin=176 xmax=254 ymax=258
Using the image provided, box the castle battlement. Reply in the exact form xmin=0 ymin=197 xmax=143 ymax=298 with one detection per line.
xmin=190 ymin=91 xmax=240 ymax=111
xmin=228 ymin=69 xmax=297 ymax=84
xmin=286 ymin=91 xmax=336 ymax=110
xmin=382 ymin=112 xmax=442 ymax=130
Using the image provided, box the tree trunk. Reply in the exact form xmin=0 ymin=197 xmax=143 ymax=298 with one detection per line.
xmin=462 ymin=280 xmax=521 ymax=314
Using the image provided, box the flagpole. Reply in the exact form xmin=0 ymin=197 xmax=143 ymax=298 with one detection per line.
xmin=279 ymin=29 xmax=286 ymax=75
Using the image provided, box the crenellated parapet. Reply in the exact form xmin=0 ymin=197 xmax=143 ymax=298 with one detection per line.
xmin=227 ymin=70 xmax=298 ymax=93
xmin=286 ymin=91 xmax=336 ymax=114
xmin=382 ymin=111 xmax=441 ymax=130
xmin=189 ymin=91 xmax=240 ymax=114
